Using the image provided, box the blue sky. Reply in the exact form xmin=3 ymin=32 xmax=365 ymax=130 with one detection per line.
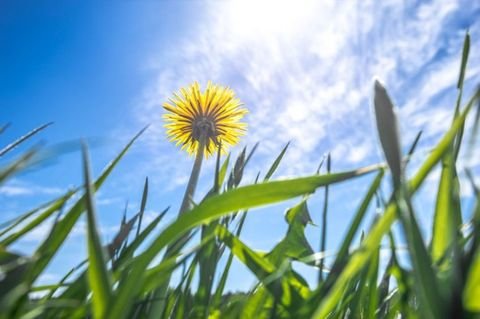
xmin=1 ymin=0 xmax=480 ymax=291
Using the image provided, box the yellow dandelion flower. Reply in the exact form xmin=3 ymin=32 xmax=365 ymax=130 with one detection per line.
xmin=163 ymin=81 xmax=247 ymax=157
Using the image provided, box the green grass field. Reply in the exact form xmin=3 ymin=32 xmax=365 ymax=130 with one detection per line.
xmin=1 ymin=33 xmax=479 ymax=319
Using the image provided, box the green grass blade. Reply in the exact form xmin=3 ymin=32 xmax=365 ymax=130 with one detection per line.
xmin=318 ymin=153 xmax=331 ymax=282
xmin=135 ymin=177 xmax=149 ymax=237
xmin=463 ymin=248 xmax=480 ymax=312
xmin=311 ymin=87 xmax=479 ymax=319
xmin=264 ymin=142 xmax=290 ymax=181
xmin=0 ymin=122 xmax=52 ymax=157
xmin=109 ymin=165 xmax=379 ymax=319
xmin=323 ymin=170 xmax=384 ymax=288
xmin=25 ymin=127 xmax=146 ymax=284
xmin=431 ymin=155 xmax=462 ymax=263
xmin=374 ymin=80 xmax=403 ymax=187
xmin=82 ymin=144 xmax=113 ymax=318
xmin=211 ymin=212 xmax=247 ymax=307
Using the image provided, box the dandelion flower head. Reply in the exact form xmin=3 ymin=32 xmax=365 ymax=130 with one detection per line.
xmin=163 ymin=82 xmax=247 ymax=157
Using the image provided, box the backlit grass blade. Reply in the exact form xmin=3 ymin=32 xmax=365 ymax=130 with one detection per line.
xmin=463 ymin=247 xmax=480 ymax=312
xmin=323 ymin=170 xmax=384 ymax=290
xmin=108 ymin=164 xmax=380 ymax=319
xmin=378 ymin=79 xmax=444 ymax=318
xmin=463 ymin=188 xmax=480 ymax=313
xmin=405 ymin=130 xmax=422 ymax=166
xmin=318 ymin=153 xmax=331 ymax=282
xmin=56 ymin=208 xmax=167 ymax=309
xmin=264 ymin=142 xmax=290 ymax=181
xmin=25 ymin=127 xmax=147 ymax=284
xmin=0 ymin=122 xmax=52 ymax=157
xmin=211 ymin=212 xmax=247 ymax=308
xmin=135 ymin=177 xmax=149 ymax=237
xmin=456 ymin=32 xmax=470 ymax=90
xmin=431 ymin=154 xmax=462 ymax=263
xmin=214 ymin=224 xmax=306 ymax=308
xmin=374 ymin=80 xmax=403 ymax=187
xmin=82 ymin=143 xmax=113 ymax=318
xmin=395 ymin=191 xmax=443 ymax=319
xmin=453 ymin=32 xmax=470 ymax=160
xmin=312 ymin=86 xmax=479 ymax=319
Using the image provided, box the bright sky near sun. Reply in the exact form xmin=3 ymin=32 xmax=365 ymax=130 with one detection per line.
xmin=1 ymin=0 xmax=480 ymax=290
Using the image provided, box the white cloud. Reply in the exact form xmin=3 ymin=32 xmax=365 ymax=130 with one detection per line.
xmin=131 ymin=0 xmax=480 ymax=192
xmin=0 ymin=179 xmax=64 ymax=197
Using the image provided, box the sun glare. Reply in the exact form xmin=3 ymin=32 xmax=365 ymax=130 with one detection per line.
xmin=225 ymin=0 xmax=319 ymax=38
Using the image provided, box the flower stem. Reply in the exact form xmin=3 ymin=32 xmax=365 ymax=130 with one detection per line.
xmin=178 ymin=133 xmax=207 ymax=215
xmin=145 ymin=134 xmax=208 ymax=319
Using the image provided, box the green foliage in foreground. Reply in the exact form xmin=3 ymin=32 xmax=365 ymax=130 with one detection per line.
xmin=1 ymin=34 xmax=479 ymax=318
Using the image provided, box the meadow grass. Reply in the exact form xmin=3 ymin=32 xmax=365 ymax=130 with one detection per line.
xmin=0 ymin=33 xmax=479 ymax=318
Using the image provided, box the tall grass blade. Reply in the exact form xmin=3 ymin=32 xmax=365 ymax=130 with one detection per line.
xmin=136 ymin=177 xmax=149 ymax=237
xmin=318 ymin=154 xmax=331 ymax=282
xmin=25 ymin=127 xmax=147 ymax=284
xmin=264 ymin=142 xmax=290 ymax=181
xmin=373 ymin=80 xmax=403 ymax=188
xmin=0 ymin=122 xmax=52 ymax=157
xmin=82 ymin=143 xmax=113 ymax=318
xmin=312 ymin=84 xmax=478 ymax=319
xmin=109 ymin=165 xmax=379 ymax=319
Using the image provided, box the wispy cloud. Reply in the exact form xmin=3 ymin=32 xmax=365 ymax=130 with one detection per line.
xmin=132 ymin=0 xmax=479 ymax=191
xmin=0 ymin=179 xmax=64 ymax=197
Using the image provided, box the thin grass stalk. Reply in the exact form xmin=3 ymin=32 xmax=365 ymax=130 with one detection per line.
xmin=319 ymin=154 xmax=331 ymax=283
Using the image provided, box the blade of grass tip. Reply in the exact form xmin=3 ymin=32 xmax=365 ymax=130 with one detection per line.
xmin=244 ymin=142 xmax=259 ymax=168
xmin=26 ymin=127 xmax=147 ymax=286
xmin=453 ymin=32 xmax=470 ymax=160
xmin=264 ymin=142 xmax=290 ymax=181
xmin=374 ymin=80 xmax=403 ymax=188
xmin=109 ymin=164 xmax=381 ymax=319
xmin=82 ymin=143 xmax=113 ymax=319
xmin=218 ymin=153 xmax=231 ymax=189
xmin=231 ymin=146 xmax=246 ymax=187
xmin=316 ymin=154 xmax=327 ymax=174
xmin=114 ymin=207 xmax=169 ymax=269
xmin=107 ymin=213 xmax=139 ymax=258
xmin=312 ymin=84 xmax=480 ymax=319
xmin=318 ymin=153 xmax=331 ymax=283
xmin=457 ymin=31 xmax=470 ymax=91
xmin=136 ymin=177 xmax=149 ymax=237
xmin=376 ymin=81 xmax=444 ymax=318
xmin=0 ymin=122 xmax=53 ymax=157
xmin=404 ymin=130 xmax=423 ymax=166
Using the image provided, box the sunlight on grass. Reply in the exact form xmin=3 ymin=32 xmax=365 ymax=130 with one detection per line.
xmin=0 ymin=33 xmax=479 ymax=319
